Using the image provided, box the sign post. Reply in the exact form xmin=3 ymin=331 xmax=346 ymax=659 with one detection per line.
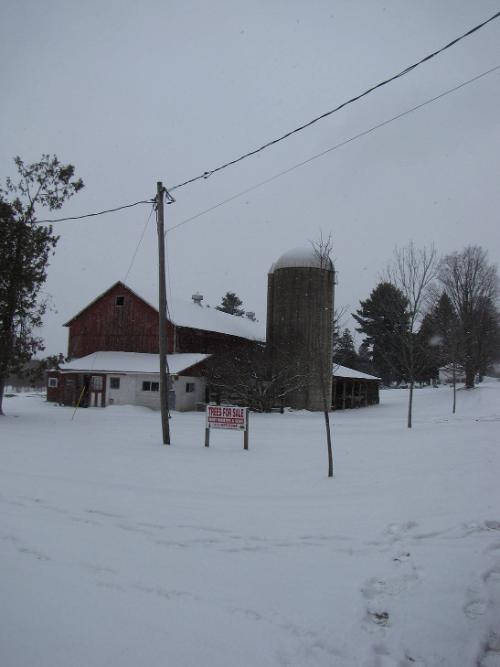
xmin=205 ymin=405 xmax=249 ymax=450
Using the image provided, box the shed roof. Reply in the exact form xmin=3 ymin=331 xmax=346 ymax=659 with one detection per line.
xmin=59 ymin=352 xmax=210 ymax=375
xmin=333 ymin=364 xmax=380 ymax=381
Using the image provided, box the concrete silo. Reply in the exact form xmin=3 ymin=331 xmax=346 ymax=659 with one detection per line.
xmin=267 ymin=247 xmax=335 ymax=411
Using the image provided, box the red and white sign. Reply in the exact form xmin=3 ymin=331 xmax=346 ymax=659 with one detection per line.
xmin=206 ymin=405 xmax=247 ymax=430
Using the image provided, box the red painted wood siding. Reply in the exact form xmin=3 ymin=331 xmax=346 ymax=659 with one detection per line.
xmin=66 ymin=282 xmax=256 ymax=359
xmin=67 ymin=284 xmax=175 ymax=358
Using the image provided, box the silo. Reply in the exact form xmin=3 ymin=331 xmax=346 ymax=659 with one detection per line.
xmin=267 ymin=247 xmax=335 ymax=411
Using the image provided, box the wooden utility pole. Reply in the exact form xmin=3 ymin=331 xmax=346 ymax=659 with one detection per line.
xmin=156 ymin=181 xmax=171 ymax=445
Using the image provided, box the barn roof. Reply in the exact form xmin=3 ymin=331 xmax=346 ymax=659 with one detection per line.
xmin=333 ymin=364 xmax=380 ymax=381
xmin=64 ymin=280 xmax=265 ymax=342
xmin=63 ymin=282 xmax=157 ymax=326
xmin=59 ymin=352 xmax=210 ymax=375
xmin=167 ymin=298 xmax=265 ymax=341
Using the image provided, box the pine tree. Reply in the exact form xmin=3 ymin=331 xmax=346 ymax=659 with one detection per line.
xmin=356 ymin=340 xmax=376 ymax=375
xmin=216 ymin=292 xmax=245 ymax=316
xmin=353 ymin=282 xmax=409 ymax=386
xmin=333 ymin=328 xmax=358 ymax=369
xmin=0 ymin=155 xmax=83 ymax=414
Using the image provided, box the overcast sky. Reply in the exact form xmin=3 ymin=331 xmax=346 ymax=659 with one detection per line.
xmin=1 ymin=0 xmax=499 ymax=356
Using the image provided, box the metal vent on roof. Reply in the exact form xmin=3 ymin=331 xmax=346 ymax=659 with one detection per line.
xmin=192 ymin=293 xmax=203 ymax=306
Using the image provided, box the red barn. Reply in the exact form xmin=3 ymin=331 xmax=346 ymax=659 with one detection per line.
xmin=50 ymin=281 xmax=264 ymax=409
xmin=64 ymin=281 xmax=264 ymax=359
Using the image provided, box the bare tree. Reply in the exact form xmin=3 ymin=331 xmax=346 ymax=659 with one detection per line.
xmin=385 ymin=242 xmax=438 ymax=428
xmin=311 ymin=233 xmax=335 ymax=477
xmin=438 ymin=246 xmax=499 ymax=388
xmin=204 ymin=344 xmax=311 ymax=413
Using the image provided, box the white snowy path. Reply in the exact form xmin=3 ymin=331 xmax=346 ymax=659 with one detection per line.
xmin=1 ymin=383 xmax=500 ymax=666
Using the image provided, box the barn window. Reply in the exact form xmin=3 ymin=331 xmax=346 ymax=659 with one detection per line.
xmin=185 ymin=382 xmax=195 ymax=393
xmin=91 ymin=376 xmax=103 ymax=390
xmin=48 ymin=377 xmax=58 ymax=388
xmin=142 ymin=381 xmax=159 ymax=392
xmin=110 ymin=377 xmax=120 ymax=390
xmin=115 ymin=296 xmax=125 ymax=306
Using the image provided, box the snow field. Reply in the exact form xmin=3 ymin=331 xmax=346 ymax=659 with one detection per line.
xmin=1 ymin=382 xmax=500 ymax=666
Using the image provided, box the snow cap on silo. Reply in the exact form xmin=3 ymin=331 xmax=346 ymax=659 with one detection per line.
xmin=269 ymin=246 xmax=334 ymax=273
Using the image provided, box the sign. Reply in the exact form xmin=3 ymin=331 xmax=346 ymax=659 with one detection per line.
xmin=204 ymin=405 xmax=249 ymax=450
xmin=206 ymin=405 xmax=247 ymax=430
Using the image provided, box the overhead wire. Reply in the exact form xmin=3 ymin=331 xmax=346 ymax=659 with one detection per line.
xmin=169 ymin=10 xmax=500 ymax=192
xmin=26 ymin=11 xmax=500 ymax=226
xmin=34 ymin=199 xmax=154 ymax=224
xmin=123 ymin=203 xmax=155 ymax=283
xmin=165 ymin=63 xmax=500 ymax=235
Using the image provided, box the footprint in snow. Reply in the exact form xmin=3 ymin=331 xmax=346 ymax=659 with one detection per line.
xmin=463 ymin=591 xmax=487 ymax=619
xmin=475 ymin=564 xmax=500 ymax=665
xmin=361 ymin=573 xmax=419 ymax=600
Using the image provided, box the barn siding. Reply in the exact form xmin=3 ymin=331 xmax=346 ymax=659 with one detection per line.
xmin=175 ymin=327 xmax=257 ymax=355
xmin=66 ymin=283 xmax=175 ymax=358
xmin=66 ymin=283 xmax=256 ymax=360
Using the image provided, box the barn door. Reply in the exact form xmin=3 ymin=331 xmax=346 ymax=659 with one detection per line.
xmin=90 ymin=375 xmax=105 ymax=407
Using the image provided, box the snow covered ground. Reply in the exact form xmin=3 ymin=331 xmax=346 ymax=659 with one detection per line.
xmin=1 ymin=382 xmax=500 ymax=667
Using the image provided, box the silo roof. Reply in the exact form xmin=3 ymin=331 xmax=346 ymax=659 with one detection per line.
xmin=269 ymin=247 xmax=334 ymax=272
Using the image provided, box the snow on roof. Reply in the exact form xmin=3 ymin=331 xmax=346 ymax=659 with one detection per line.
xmin=64 ymin=281 xmax=265 ymax=342
xmin=333 ymin=364 xmax=380 ymax=381
xmin=269 ymin=247 xmax=334 ymax=273
xmin=60 ymin=352 xmax=210 ymax=375
xmin=167 ymin=298 xmax=265 ymax=341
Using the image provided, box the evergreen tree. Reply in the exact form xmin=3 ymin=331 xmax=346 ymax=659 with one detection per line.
xmin=353 ymin=282 xmax=409 ymax=386
xmin=216 ymin=292 xmax=245 ymax=316
xmin=426 ymin=292 xmax=461 ymax=370
xmin=333 ymin=328 xmax=358 ymax=369
xmin=356 ymin=340 xmax=376 ymax=375
xmin=413 ymin=314 xmax=440 ymax=384
xmin=0 ymin=155 xmax=83 ymax=414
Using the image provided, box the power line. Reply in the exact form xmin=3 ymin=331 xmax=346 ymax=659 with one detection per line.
xmin=28 ymin=9 xmax=500 ymax=228
xmin=169 ymin=10 xmax=500 ymax=192
xmin=166 ymin=64 xmax=500 ymax=235
xmin=123 ymin=204 xmax=155 ymax=283
xmin=34 ymin=199 xmax=154 ymax=224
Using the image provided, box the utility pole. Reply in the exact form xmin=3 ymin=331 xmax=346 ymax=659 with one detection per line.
xmin=156 ymin=181 xmax=171 ymax=445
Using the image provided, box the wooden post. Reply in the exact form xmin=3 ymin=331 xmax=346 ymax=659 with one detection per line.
xmin=205 ymin=427 xmax=210 ymax=447
xmin=157 ymin=181 xmax=171 ymax=445
xmin=243 ymin=409 xmax=249 ymax=450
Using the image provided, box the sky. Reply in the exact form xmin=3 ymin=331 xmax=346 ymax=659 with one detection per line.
xmin=1 ymin=0 xmax=499 ymax=356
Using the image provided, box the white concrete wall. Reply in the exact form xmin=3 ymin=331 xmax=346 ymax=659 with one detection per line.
xmin=172 ymin=375 xmax=206 ymax=412
xmin=105 ymin=373 xmax=206 ymax=411
xmin=133 ymin=373 xmax=162 ymax=410
xmin=106 ymin=374 xmax=135 ymax=406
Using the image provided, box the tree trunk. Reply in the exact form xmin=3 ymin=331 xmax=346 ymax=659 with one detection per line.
xmin=407 ymin=381 xmax=414 ymax=429
xmin=465 ymin=362 xmax=475 ymax=389
xmin=452 ymin=365 xmax=456 ymax=415
xmin=324 ymin=409 xmax=333 ymax=477
xmin=0 ymin=377 xmax=5 ymax=415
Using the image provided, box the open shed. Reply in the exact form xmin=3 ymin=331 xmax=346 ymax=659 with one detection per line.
xmin=332 ymin=365 xmax=380 ymax=410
